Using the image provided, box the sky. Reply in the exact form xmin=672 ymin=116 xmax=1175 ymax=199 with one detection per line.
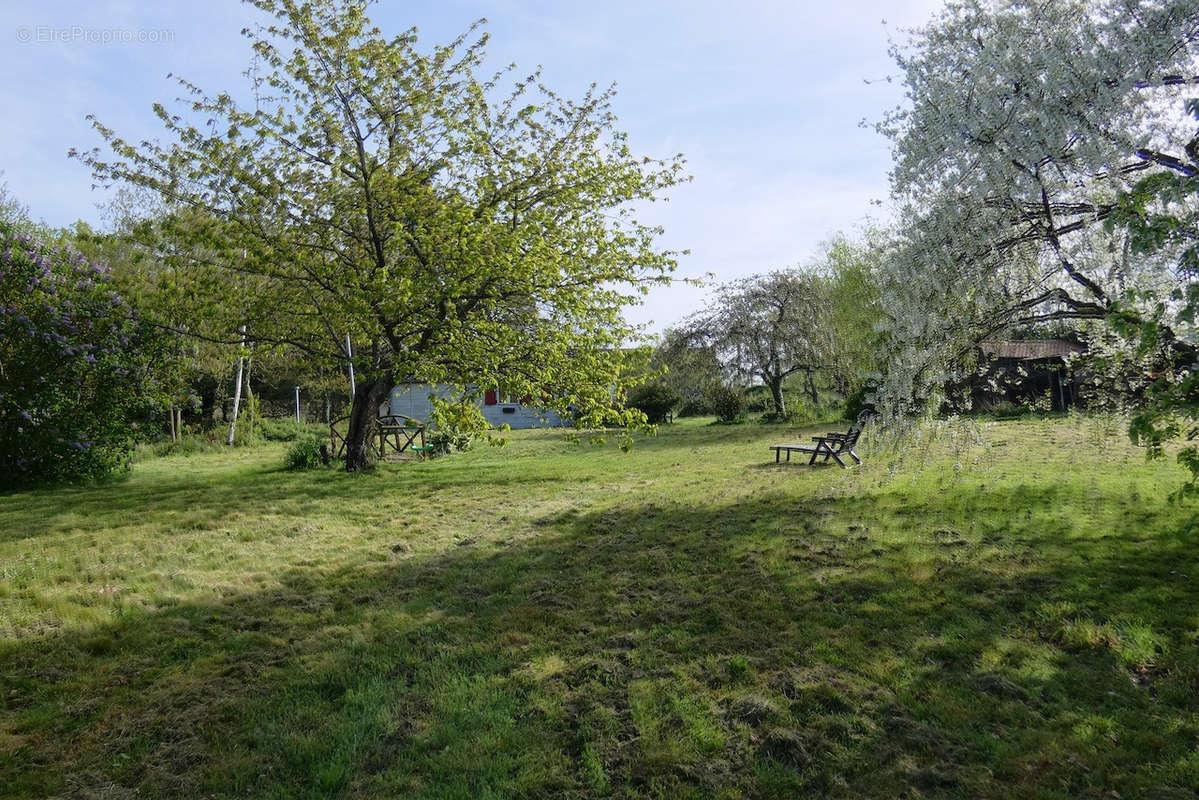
xmin=0 ymin=0 xmax=945 ymax=333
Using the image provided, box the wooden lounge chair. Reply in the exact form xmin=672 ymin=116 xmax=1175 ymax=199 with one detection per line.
xmin=771 ymin=425 xmax=863 ymax=468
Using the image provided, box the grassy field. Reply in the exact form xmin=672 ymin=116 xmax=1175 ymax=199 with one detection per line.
xmin=2 ymin=415 xmax=1198 ymax=798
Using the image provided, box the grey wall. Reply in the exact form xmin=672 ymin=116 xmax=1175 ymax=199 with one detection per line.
xmin=388 ymin=384 xmax=567 ymax=429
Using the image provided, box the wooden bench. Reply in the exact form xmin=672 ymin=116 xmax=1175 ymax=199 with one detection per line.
xmin=771 ymin=425 xmax=863 ymax=468
xmin=328 ymin=413 xmax=428 ymax=460
xmin=378 ymin=414 xmax=427 ymax=456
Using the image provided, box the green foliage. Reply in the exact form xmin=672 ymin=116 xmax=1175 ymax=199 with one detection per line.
xmin=751 ymin=388 xmax=802 ymax=422
xmin=626 ymin=382 xmax=680 ymax=424
xmin=742 ymin=385 xmax=772 ymax=413
xmin=426 ymin=429 xmax=472 ymax=457
xmin=1102 ymin=100 xmax=1199 ymax=496
xmin=258 ymin=417 xmax=323 ymax=442
xmin=870 ymin=0 xmax=1199 ymax=436
xmin=1108 ymin=131 xmax=1199 ymax=494
xmin=822 ymin=231 xmax=885 ymax=398
xmin=679 ymin=270 xmax=831 ymax=419
xmin=425 ymin=397 xmax=482 ymax=456
xmin=136 ymin=431 xmax=227 ymax=460
xmin=980 ymin=401 xmax=1032 ymax=421
xmin=65 ymin=209 xmax=279 ymax=439
xmin=758 ymin=391 xmax=842 ymax=425
xmin=0 ymin=219 xmax=172 ymax=488
xmin=651 ymin=328 xmax=721 ymax=416
xmin=230 ymin=393 xmax=261 ymax=447
xmin=1128 ymin=364 xmax=1199 ymax=500
xmin=709 ymin=384 xmax=745 ymax=423
xmin=1108 ymin=170 xmax=1199 ymax=276
xmin=74 ymin=0 xmax=686 ymax=470
xmin=430 ymin=397 xmax=485 ymax=435
xmin=283 ymin=435 xmax=325 ymax=471
xmin=843 ymin=382 xmax=877 ymax=422
xmin=677 ymin=397 xmax=711 ymax=417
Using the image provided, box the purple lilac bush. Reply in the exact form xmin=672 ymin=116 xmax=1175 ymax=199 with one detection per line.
xmin=0 ymin=220 xmax=168 ymax=487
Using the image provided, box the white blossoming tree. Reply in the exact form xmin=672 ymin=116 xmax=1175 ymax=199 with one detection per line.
xmin=874 ymin=0 xmax=1199 ymax=421
xmin=676 ymin=270 xmax=833 ymax=419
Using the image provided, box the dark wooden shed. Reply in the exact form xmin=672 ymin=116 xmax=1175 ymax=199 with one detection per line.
xmin=976 ymin=339 xmax=1085 ymax=411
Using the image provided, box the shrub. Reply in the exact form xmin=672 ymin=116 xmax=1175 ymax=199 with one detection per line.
xmin=709 ymin=384 xmax=745 ymax=423
xmin=136 ymin=431 xmax=226 ymax=460
xmin=284 ymin=435 xmax=325 ymax=470
xmin=758 ymin=390 xmax=813 ymax=423
xmin=626 ymin=382 xmax=681 ymax=424
xmin=0 ymin=221 xmax=170 ymax=488
xmin=843 ymin=383 xmax=877 ymax=422
xmin=678 ymin=397 xmax=712 ymax=417
xmin=742 ymin=385 xmax=771 ymax=413
xmin=259 ymin=417 xmax=322 ymax=442
xmin=424 ymin=399 xmax=480 ymax=457
xmin=427 ymin=429 xmax=472 ymax=456
xmin=984 ymin=400 xmax=1031 ymax=420
xmin=222 ymin=393 xmax=261 ymax=446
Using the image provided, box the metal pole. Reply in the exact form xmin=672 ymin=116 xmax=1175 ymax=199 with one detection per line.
xmin=226 ymin=325 xmax=248 ymax=446
xmin=295 ymin=386 xmax=301 ymax=423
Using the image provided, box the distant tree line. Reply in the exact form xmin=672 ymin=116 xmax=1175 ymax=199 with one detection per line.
xmin=642 ymin=232 xmax=884 ymax=423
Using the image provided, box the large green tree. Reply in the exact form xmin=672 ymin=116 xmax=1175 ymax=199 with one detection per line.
xmin=74 ymin=0 xmax=685 ymax=470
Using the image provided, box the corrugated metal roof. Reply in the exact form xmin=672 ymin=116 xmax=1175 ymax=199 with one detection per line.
xmin=979 ymin=339 xmax=1085 ymax=360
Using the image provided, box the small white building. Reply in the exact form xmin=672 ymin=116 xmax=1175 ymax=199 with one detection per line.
xmin=386 ymin=383 xmax=567 ymax=429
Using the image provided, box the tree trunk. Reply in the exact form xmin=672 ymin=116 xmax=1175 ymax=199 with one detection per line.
xmin=344 ymin=377 xmax=392 ymax=472
xmin=196 ymin=375 xmax=218 ymax=430
xmin=804 ymin=369 xmax=819 ymax=404
xmin=768 ymin=377 xmax=786 ymax=418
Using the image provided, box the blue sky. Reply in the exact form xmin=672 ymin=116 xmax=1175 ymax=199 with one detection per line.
xmin=1 ymin=0 xmax=943 ymax=332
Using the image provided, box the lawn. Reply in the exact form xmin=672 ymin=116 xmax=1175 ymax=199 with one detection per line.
xmin=2 ymin=416 xmax=1198 ymax=798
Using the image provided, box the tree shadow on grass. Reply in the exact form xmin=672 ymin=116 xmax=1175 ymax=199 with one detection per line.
xmin=748 ymin=460 xmax=845 ymax=472
xmin=0 ymin=452 xmax=593 ymax=547
xmin=2 ymin=482 xmax=1198 ymax=798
